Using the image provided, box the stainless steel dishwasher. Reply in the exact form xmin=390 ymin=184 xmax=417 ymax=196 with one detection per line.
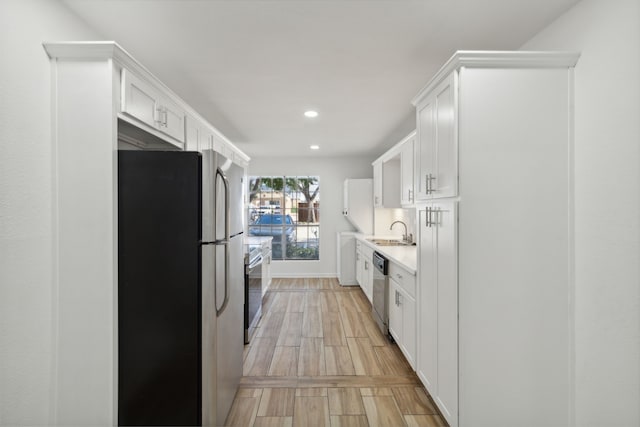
xmin=372 ymin=251 xmax=390 ymax=337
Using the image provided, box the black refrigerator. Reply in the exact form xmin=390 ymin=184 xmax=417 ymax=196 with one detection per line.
xmin=118 ymin=150 xmax=244 ymax=426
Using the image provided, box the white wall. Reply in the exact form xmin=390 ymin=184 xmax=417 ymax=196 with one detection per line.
xmin=522 ymin=1 xmax=640 ymax=425
xmin=375 ymin=208 xmax=416 ymax=242
xmin=0 ymin=1 xmax=101 ymax=425
xmin=249 ymin=156 xmax=373 ymax=277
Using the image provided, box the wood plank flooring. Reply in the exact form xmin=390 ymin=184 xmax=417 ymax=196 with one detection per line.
xmin=227 ymin=278 xmax=448 ymax=427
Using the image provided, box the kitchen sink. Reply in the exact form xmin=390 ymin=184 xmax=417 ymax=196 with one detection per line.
xmin=366 ymin=238 xmax=415 ymax=247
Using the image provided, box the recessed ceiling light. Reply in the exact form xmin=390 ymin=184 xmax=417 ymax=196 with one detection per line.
xmin=304 ymin=110 xmax=319 ymax=118
xmin=310 ymin=145 xmax=320 ymax=150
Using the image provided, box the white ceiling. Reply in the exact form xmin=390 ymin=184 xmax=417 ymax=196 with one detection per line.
xmin=62 ymin=0 xmax=579 ymax=159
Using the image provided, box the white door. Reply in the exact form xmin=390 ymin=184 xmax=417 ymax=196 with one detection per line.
xmin=121 ymin=69 xmax=160 ymax=130
xmin=400 ymin=137 xmax=415 ymax=206
xmin=401 ymin=288 xmax=416 ymax=369
xmin=433 ymin=74 xmax=457 ymax=199
xmin=434 ymin=200 xmax=458 ymax=427
xmin=373 ymin=161 xmax=383 ymax=208
xmin=388 ymin=278 xmax=402 ymax=343
xmin=343 ymin=180 xmax=349 ymax=215
xmin=417 ymin=208 xmax=437 ymax=394
xmin=362 ymin=248 xmax=373 ymax=303
xmin=185 ymin=115 xmax=199 ymax=151
xmin=416 ymin=95 xmax=435 ymax=201
xmin=160 ymin=96 xmax=186 ymax=143
xmin=356 ymin=249 xmax=363 ymax=287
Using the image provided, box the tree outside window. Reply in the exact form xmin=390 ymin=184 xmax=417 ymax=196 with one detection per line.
xmin=248 ymin=176 xmax=320 ymax=261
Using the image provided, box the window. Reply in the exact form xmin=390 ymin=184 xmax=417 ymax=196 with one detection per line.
xmin=248 ymin=176 xmax=320 ymax=261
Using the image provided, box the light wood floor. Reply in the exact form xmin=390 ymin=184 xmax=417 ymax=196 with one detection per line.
xmin=225 ymin=278 xmax=448 ymax=427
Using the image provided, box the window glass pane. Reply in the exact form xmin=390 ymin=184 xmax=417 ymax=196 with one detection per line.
xmin=248 ymin=175 xmax=319 ymax=261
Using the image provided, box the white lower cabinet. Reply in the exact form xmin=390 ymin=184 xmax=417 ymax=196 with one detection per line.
xmin=388 ymin=266 xmax=416 ymax=369
xmin=355 ymin=240 xmax=374 ymax=303
xmin=361 ymin=245 xmax=373 ymax=303
xmin=418 ymin=201 xmax=457 ymax=425
xmin=262 ymin=240 xmax=272 ymax=296
xmin=355 ymin=241 xmax=363 ymax=287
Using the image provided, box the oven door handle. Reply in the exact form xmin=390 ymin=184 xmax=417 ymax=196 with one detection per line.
xmin=249 ymin=254 xmax=264 ymax=270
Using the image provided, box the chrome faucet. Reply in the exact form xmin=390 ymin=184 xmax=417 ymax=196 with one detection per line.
xmin=390 ymin=220 xmax=412 ymax=243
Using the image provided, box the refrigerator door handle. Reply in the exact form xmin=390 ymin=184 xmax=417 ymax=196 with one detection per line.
xmin=215 ymin=241 xmax=229 ymax=317
xmin=216 ymin=167 xmax=231 ymax=317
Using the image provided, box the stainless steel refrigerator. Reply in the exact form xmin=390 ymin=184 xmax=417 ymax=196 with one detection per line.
xmin=118 ymin=150 xmax=244 ymax=426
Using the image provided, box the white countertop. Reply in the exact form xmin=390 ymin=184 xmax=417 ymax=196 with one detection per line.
xmin=356 ymin=235 xmax=417 ymax=274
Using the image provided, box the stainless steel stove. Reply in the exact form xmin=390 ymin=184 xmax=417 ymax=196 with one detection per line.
xmin=244 ymin=245 xmax=263 ymax=343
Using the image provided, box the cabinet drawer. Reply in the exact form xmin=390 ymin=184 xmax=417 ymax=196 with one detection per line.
xmin=388 ymin=262 xmax=415 ymax=298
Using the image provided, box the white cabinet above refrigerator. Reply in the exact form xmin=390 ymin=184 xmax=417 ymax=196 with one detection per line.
xmin=342 ymin=179 xmax=373 ymax=234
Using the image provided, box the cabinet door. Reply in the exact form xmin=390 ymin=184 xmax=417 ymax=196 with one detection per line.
xmin=416 ymin=95 xmax=435 ymax=201
xmin=355 ymin=249 xmax=363 ymax=286
xmin=434 ymin=200 xmax=458 ymax=426
xmin=373 ymin=161 xmax=383 ymax=208
xmin=432 ymin=73 xmax=457 ymax=199
xmin=200 ymin=129 xmax=213 ymax=152
xmin=160 ymin=96 xmax=186 ymax=143
xmin=343 ymin=180 xmax=349 ymax=215
xmin=400 ymin=137 xmax=415 ymax=206
xmin=121 ymin=69 xmax=160 ymax=130
xmin=363 ymin=257 xmax=372 ymax=303
xmin=401 ymin=288 xmax=416 ymax=369
xmin=417 ymin=208 xmax=438 ymax=393
xmin=388 ymin=278 xmax=402 ymax=343
xmin=185 ymin=115 xmax=199 ymax=151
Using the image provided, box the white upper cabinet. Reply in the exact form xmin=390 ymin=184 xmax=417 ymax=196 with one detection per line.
xmin=373 ymin=130 xmax=416 ymax=208
xmin=184 ymin=114 xmax=249 ymax=168
xmin=372 ymin=161 xmax=383 ymax=208
xmin=400 ymin=135 xmax=415 ymax=206
xmin=121 ymin=69 xmax=186 ymax=145
xmin=415 ymin=73 xmax=456 ymax=200
xmin=185 ymin=114 xmax=213 ymax=152
xmin=415 ymin=98 xmax=434 ymax=200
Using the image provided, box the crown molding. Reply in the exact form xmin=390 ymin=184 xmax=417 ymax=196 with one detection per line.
xmin=412 ymin=50 xmax=580 ymax=106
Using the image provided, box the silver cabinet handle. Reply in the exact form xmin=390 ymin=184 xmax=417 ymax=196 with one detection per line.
xmin=375 ymin=196 xmax=379 ymax=205
xmin=364 ymin=261 xmax=369 ymax=270
xmin=155 ymin=106 xmax=164 ymax=125
xmin=396 ymin=273 xmax=403 ymax=279
xmin=156 ymin=107 xmax=168 ymax=127
xmin=425 ymin=206 xmax=441 ymax=227
xmin=408 ymin=189 xmax=413 ymax=201
xmin=426 ymin=173 xmax=436 ymax=194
